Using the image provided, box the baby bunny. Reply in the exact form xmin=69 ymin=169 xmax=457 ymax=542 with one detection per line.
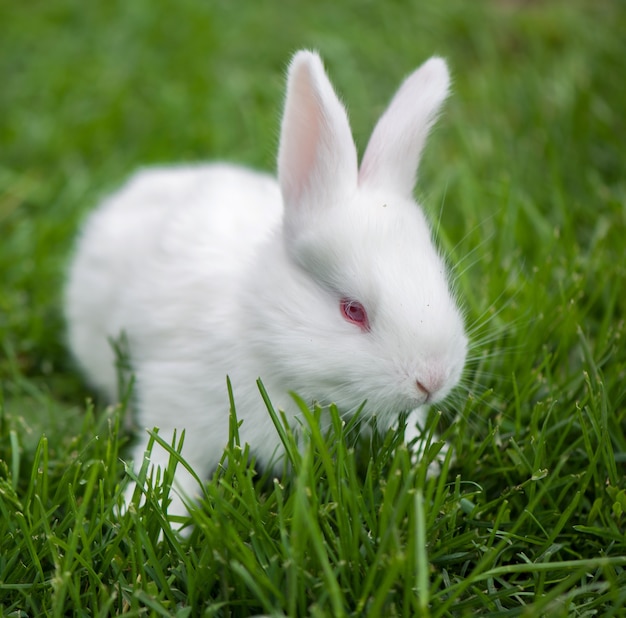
xmin=64 ymin=50 xmax=468 ymax=519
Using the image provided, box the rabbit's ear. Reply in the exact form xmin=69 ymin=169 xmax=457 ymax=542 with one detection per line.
xmin=359 ymin=57 xmax=450 ymax=196
xmin=278 ymin=51 xmax=358 ymax=221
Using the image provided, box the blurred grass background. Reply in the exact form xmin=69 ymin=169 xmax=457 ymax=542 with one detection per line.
xmin=0 ymin=0 xmax=625 ymax=613
xmin=2 ymin=0 xmax=623 ymax=386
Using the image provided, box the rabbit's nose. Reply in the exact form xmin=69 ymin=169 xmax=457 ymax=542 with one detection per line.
xmin=416 ymin=372 xmax=445 ymax=402
xmin=416 ymin=379 xmax=432 ymax=402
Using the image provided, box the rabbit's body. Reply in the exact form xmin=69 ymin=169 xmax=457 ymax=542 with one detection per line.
xmin=66 ymin=164 xmax=289 ymax=479
xmin=65 ymin=51 xmax=468 ymax=519
xmin=66 ymin=164 xmax=281 ymax=402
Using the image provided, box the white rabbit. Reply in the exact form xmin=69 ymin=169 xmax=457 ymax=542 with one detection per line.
xmin=64 ymin=50 xmax=468 ymax=519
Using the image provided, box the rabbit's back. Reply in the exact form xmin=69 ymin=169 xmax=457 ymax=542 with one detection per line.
xmin=64 ymin=163 xmax=283 ymax=399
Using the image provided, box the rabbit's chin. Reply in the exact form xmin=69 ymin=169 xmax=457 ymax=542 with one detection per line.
xmin=287 ymin=387 xmax=434 ymax=431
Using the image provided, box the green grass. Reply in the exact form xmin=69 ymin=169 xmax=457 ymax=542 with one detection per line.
xmin=1 ymin=0 xmax=625 ymax=615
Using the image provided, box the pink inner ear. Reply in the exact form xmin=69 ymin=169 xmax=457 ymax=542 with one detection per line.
xmin=278 ymin=51 xmax=359 ymax=217
xmin=341 ymin=298 xmax=370 ymax=332
xmin=278 ymin=71 xmax=323 ymax=207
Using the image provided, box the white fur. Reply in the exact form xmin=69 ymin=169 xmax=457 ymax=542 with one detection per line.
xmin=64 ymin=51 xmax=468 ymax=519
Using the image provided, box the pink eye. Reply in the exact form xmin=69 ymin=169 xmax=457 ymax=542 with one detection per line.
xmin=340 ymin=298 xmax=370 ymax=332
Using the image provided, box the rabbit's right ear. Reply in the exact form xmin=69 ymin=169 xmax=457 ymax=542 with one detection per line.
xmin=278 ymin=51 xmax=358 ymax=231
xmin=359 ymin=57 xmax=450 ymax=197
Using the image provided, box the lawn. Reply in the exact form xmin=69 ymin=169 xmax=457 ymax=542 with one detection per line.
xmin=1 ymin=0 xmax=625 ymax=615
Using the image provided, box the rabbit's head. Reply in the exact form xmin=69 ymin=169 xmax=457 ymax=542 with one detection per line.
xmin=252 ymin=51 xmax=467 ymax=424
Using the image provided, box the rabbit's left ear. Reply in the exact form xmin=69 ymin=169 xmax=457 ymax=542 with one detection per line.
xmin=278 ymin=51 xmax=358 ymax=222
xmin=359 ymin=57 xmax=450 ymax=196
